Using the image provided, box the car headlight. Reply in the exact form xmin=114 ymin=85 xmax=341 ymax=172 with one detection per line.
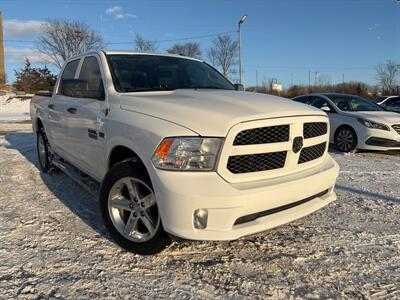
xmin=357 ymin=118 xmax=389 ymax=131
xmin=151 ymin=137 xmax=223 ymax=171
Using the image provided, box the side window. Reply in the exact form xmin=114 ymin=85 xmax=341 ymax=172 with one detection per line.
xmin=388 ymin=98 xmax=400 ymax=108
xmin=58 ymin=59 xmax=80 ymax=95
xmin=310 ymin=97 xmax=330 ymax=109
xmin=78 ymin=56 xmax=105 ymax=100
xmin=294 ymin=96 xmax=310 ymax=104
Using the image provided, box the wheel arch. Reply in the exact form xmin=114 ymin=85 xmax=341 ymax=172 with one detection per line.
xmin=334 ymin=124 xmax=357 ymax=140
xmin=107 ymin=145 xmax=148 ymax=175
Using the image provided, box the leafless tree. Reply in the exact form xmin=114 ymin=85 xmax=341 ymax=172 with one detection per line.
xmin=376 ymin=60 xmax=400 ymax=94
xmin=134 ymin=34 xmax=158 ymax=52
xmin=37 ymin=20 xmax=104 ymax=68
xmin=167 ymin=42 xmax=201 ymax=58
xmin=207 ymin=34 xmax=238 ymax=78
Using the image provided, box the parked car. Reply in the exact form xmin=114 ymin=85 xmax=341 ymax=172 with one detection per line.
xmin=377 ymin=96 xmax=400 ymax=113
xmin=293 ymin=93 xmax=400 ymax=152
xmin=30 ymin=51 xmax=339 ymax=254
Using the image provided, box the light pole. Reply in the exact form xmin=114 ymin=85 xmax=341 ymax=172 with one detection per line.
xmin=238 ymin=15 xmax=247 ymax=85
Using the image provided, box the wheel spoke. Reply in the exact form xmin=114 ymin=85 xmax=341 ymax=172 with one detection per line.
xmin=124 ymin=213 xmax=139 ymax=235
xmin=110 ymin=197 xmax=131 ymax=211
xmin=124 ymin=179 xmax=140 ymax=201
xmin=141 ymin=194 xmax=156 ymax=209
xmin=141 ymin=211 xmax=156 ymax=234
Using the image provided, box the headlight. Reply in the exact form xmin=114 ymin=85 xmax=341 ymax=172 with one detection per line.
xmin=357 ymin=118 xmax=389 ymax=131
xmin=152 ymin=137 xmax=223 ymax=171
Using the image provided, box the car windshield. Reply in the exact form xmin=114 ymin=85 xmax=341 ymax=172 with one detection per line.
xmin=107 ymin=54 xmax=235 ymax=92
xmin=327 ymin=95 xmax=385 ymax=112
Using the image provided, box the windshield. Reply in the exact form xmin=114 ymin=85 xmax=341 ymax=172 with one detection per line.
xmin=327 ymin=95 xmax=385 ymax=112
xmin=107 ymin=54 xmax=235 ymax=92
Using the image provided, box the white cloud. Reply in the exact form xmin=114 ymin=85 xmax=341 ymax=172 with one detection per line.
xmin=106 ymin=6 xmax=122 ymax=15
xmin=5 ymin=47 xmax=49 ymax=65
xmin=105 ymin=6 xmax=136 ymax=19
xmin=4 ymin=19 xmax=46 ymax=38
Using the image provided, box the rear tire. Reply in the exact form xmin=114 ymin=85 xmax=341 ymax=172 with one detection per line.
xmin=99 ymin=160 xmax=171 ymax=255
xmin=334 ymin=127 xmax=357 ymax=152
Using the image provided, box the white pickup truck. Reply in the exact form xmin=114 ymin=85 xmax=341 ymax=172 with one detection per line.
xmin=30 ymin=51 xmax=339 ymax=255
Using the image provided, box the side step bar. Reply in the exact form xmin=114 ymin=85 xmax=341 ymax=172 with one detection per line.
xmin=52 ymin=158 xmax=100 ymax=198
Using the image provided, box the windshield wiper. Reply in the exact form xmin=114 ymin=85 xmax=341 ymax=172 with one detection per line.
xmin=190 ymin=86 xmax=227 ymax=90
xmin=124 ymin=87 xmax=175 ymax=92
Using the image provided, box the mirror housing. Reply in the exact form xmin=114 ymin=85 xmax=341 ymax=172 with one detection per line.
xmin=234 ymin=83 xmax=244 ymax=91
xmin=61 ymin=79 xmax=104 ymax=100
xmin=321 ymin=106 xmax=333 ymax=113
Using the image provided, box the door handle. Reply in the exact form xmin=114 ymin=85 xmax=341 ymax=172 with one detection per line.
xmin=48 ymin=104 xmax=55 ymax=109
xmin=67 ymin=107 xmax=77 ymax=114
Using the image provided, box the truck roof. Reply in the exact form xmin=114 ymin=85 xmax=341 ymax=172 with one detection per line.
xmin=102 ymin=50 xmax=203 ymax=62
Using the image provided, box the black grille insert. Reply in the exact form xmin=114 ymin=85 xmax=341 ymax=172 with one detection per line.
xmin=392 ymin=125 xmax=400 ymax=135
xmin=227 ymin=151 xmax=287 ymax=174
xmin=233 ymin=125 xmax=289 ymax=145
xmin=234 ymin=190 xmax=329 ymax=225
xmin=298 ymin=142 xmax=326 ymax=164
xmin=303 ymin=122 xmax=328 ymax=139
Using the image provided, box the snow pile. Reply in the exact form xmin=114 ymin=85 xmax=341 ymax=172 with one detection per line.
xmin=0 ymin=94 xmax=32 ymax=122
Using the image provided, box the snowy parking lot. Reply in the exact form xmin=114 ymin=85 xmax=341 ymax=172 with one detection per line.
xmin=0 ymin=123 xmax=399 ymax=299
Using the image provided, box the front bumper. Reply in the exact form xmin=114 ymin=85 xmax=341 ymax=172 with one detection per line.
xmin=151 ymin=155 xmax=339 ymax=241
xmin=357 ymin=127 xmax=400 ymax=151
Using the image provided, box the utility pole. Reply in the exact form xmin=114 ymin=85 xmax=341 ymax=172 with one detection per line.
xmin=0 ymin=11 xmax=5 ymax=88
xmin=308 ymin=70 xmax=311 ymax=87
xmin=238 ymin=15 xmax=247 ymax=85
xmin=342 ymin=73 xmax=345 ymax=84
xmin=256 ymin=69 xmax=258 ymax=92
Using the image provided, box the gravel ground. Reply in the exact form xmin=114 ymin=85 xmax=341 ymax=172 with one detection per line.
xmin=0 ymin=124 xmax=399 ymax=299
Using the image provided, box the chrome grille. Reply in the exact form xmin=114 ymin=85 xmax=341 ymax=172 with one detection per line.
xmin=392 ymin=125 xmax=400 ymax=135
xmin=227 ymin=151 xmax=287 ymax=174
xmin=303 ymin=122 xmax=328 ymax=139
xmin=233 ymin=125 xmax=289 ymax=145
xmin=299 ymin=142 xmax=327 ymax=164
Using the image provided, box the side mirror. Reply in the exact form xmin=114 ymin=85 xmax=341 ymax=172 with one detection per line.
xmin=61 ymin=79 xmax=104 ymax=100
xmin=234 ymin=83 xmax=244 ymax=91
xmin=321 ymin=106 xmax=333 ymax=113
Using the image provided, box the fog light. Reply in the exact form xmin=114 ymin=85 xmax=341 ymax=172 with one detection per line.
xmin=193 ymin=209 xmax=208 ymax=229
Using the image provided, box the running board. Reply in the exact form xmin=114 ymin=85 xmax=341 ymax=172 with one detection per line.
xmin=52 ymin=159 xmax=100 ymax=197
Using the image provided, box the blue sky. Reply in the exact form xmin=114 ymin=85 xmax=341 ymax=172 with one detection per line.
xmin=1 ymin=0 xmax=399 ymax=88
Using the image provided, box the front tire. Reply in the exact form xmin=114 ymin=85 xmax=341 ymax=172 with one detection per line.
xmin=334 ymin=127 xmax=357 ymax=152
xmin=37 ymin=129 xmax=52 ymax=173
xmin=99 ymin=161 xmax=171 ymax=255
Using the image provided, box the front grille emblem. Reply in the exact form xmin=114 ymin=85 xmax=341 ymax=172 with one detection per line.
xmin=293 ymin=136 xmax=304 ymax=154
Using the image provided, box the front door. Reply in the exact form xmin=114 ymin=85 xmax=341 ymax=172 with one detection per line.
xmin=68 ymin=55 xmax=108 ymax=179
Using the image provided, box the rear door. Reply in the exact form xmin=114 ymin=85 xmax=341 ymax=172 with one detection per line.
xmin=67 ymin=55 xmax=108 ymax=178
xmin=48 ymin=59 xmax=81 ymax=157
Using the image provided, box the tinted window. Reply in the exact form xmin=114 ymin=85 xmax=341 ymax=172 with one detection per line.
xmin=78 ymin=56 xmax=104 ymax=98
xmin=59 ymin=59 xmax=79 ymax=95
xmin=387 ymin=97 xmax=400 ymax=108
xmin=107 ymin=55 xmax=235 ymax=92
xmin=310 ymin=96 xmax=332 ymax=109
xmin=293 ymin=96 xmax=310 ymax=104
xmin=328 ymin=95 xmax=384 ymax=112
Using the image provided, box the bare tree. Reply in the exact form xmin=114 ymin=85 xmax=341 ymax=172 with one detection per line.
xmin=207 ymin=34 xmax=238 ymax=78
xmin=167 ymin=42 xmax=201 ymax=58
xmin=37 ymin=20 xmax=104 ymax=68
xmin=376 ymin=60 xmax=400 ymax=94
xmin=134 ymin=34 xmax=158 ymax=52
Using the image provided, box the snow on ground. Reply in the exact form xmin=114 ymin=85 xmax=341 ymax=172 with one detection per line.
xmin=0 ymin=124 xmax=399 ymax=299
xmin=0 ymin=94 xmax=32 ymax=122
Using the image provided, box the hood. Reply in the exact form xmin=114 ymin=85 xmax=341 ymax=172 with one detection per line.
xmin=344 ymin=111 xmax=400 ymax=125
xmin=119 ymin=89 xmax=325 ymax=136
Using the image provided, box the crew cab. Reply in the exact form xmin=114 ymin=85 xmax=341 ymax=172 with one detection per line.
xmin=30 ymin=51 xmax=339 ymax=254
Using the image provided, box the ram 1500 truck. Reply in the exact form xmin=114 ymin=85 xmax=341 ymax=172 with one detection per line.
xmin=30 ymin=51 xmax=339 ymax=255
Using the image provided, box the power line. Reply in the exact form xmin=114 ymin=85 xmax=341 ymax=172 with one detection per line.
xmin=1 ymin=30 xmax=236 ymax=46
